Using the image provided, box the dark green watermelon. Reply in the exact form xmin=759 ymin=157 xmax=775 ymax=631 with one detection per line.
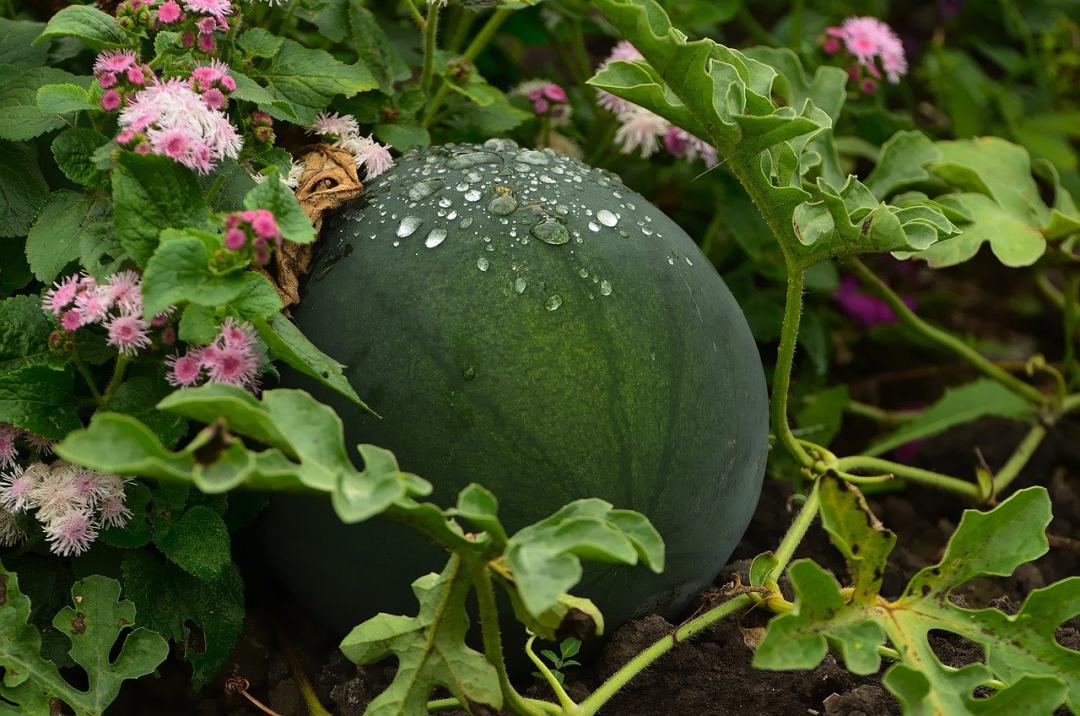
xmin=262 ymin=141 xmax=767 ymax=635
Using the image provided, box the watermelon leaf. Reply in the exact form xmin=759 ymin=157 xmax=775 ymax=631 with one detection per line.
xmin=588 ymin=0 xmax=957 ymax=268
xmin=754 ymin=479 xmax=1079 ymax=714
xmin=0 ymin=565 xmax=168 ymax=716
xmin=506 ymin=498 xmax=665 ymax=618
xmin=339 ymin=558 xmax=503 ymax=715
xmin=865 ymin=379 xmax=1034 ymax=457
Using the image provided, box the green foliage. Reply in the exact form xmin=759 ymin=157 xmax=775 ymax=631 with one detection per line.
xmin=0 ymin=566 xmax=168 ymax=716
xmin=755 ymin=480 xmax=1079 ymax=714
xmin=34 ymin=6 xmax=128 ymax=50
xmin=340 ymin=558 xmax=504 ymax=716
xmin=865 ymin=380 xmax=1034 ymax=456
xmin=588 ymin=0 xmax=957 ymax=269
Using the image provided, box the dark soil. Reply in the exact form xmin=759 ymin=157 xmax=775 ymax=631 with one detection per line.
xmin=109 ymin=412 xmax=1080 ymax=716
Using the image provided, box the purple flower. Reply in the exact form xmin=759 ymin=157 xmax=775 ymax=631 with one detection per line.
xmin=834 ymin=276 xmax=915 ymax=327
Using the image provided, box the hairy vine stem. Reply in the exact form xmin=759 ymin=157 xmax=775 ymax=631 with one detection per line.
xmin=847 ymin=258 xmax=1049 ymax=407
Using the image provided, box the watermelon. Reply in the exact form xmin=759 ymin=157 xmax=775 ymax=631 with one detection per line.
xmin=262 ymin=141 xmax=768 ymax=635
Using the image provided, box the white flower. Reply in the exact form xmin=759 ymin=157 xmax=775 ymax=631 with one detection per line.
xmin=307 ymin=111 xmax=360 ymax=138
xmin=336 ymin=134 xmax=394 ymax=179
xmin=614 ymin=107 xmax=670 ymax=158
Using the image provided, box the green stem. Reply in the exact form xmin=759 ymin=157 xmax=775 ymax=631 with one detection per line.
xmin=446 ymin=6 xmax=477 ymax=54
xmin=848 ymin=258 xmax=1049 ymax=407
xmin=578 ymin=594 xmax=754 ymax=716
xmin=833 ymin=455 xmax=982 ymax=500
xmin=1063 ymin=272 xmax=1079 ymax=388
xmin=422 ymin=8 xmax=512 ymax=128
xmin=73 ymin=357 xmax=102 ymax=401
xmin=698 ymin=206 xmax=727 ymax=260
xmin=278 ymin=622 xmax=333 ymax=716
xmin=99 ymin=356 xmax=130 ymax=407
xmin=420 ymin=1 xmax=441 ymax=97
xmin=525 ymin=636 xmax=578 ymax=713
xmin=1036 ymin=271 xmax=1065 ymax=311
xmin=770 ymin=481 xmax=820 ymax=579
xmin=426 ymin=698 xmax=461 ymax=712
xmin=990 ymin=422 xmax=1048 ymax=497
xmin=844 ymin=400 xmax=916 ymax=426
xmin=402 ymin=0 xmax=426 ymax=29
xmin=771 ymin=269 xmax=813 ymax=466
xmin=472 ymin=567 xmax=560 ymax=716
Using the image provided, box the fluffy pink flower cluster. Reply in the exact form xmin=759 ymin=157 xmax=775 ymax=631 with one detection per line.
xmin=0 ymin=423 xmax=51 ymax=473
xmin=250 ymin=111 xmax=275 ymax=145
xmin=167 ymin=318 xmax=263 ymax=390
xmin=513 ymin=80 xmax=570 ymax=121
xmin=306 ymin=112 xmax=394 ymax=179
xmin=823 ymin=17 xmax=908 ymax=92
xmin=94 ymin=49 xmax=153 ymax=112
xmin=0 ymin=462 xmax=130 ymax=556
xmin=117 ymin=77 xmax=243 ymax=173
xmin=189 ymin=59 xmax=237 ymax=111
xmin=595 ymin=42 xmax=718 ymax=167
xmin=43 ymin=271 xmax=170 ymax=355
xmin=224 ymin=209 xmax=282 ymax=265
xmin=158 ymin=0 xmax=234 ymax=53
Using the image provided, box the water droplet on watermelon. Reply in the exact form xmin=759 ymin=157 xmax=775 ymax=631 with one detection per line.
xmin=447 ymin=152 xmax=498 ymax=169
xmin=517 ymin=149 xmax=550 ymax=166
xmin=588 ymin=222 xmax=600 ymax=232
xmin=464 ymin=189 xmax=482 ymax=202
xmin=484 ymin=138 xmax=518 ymax=151
xmin=597 ymin=209 xmax=618 ymax=227
xmin=544 ymin=294 xmax=563 ymax=311
xmin=488 ymin=194 xmax=518 ymax=216
xmin=514 ymin=277 xmax=527 ymax=294
xmin=477 ymin=257 xmax=490 ymax=272
xmin=397 ymin=216 xmax=422 ymax=237
xmin=600 ymin=280 xmax=612 ymax=296
xmin=408 ymin=182 xmax=437 ymax=201
xmin=439 ymin=197 xmax=452 ymax=208
xmin=461 ymin=217 xmax=474 ymax=228
xmin=578 ymin=268 xmax=589 ymax=278
xmin=531 ymin=220 xmax=570 ymax=245
xmin=424 ymin=229 xmax=447 ymax=248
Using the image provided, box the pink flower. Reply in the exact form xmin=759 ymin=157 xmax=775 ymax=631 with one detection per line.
xmin=60 ymin=309 xmax=81 ymax=332
xmin=307 ymin=111 xmax=359 ymax=138
xmin=0 ymin=424 xmax=18 ymax=470
xmin=834 ymin=276 xmax=915 ymax=326
xmin=94 ymin=49 xmax=137 ymax=75
xmin=119 ymin=78 xmax=242 ymax=174
xmin=250 ymin=210 xmax=280 ymax=240
xmin=74 ymin=288 xmax=110 ymax=325
xmin=99 ymin=71 xmax=117 ymax=89
xmin=166 ymin=352 xmax=202 ymax=386
xmin=106 ymin=314 xmax=152 ymax=355
xmin=543 ymin=84 xmax=567 ymax=103
xmin=336 ymin=134 xmax=394 ymax=178
xmin=105 ymin=270 xmax=142 ymax=313
xmin=224 ymin=227 xmax=246 ymax=250
xmin=44 ymin=508 xmax=98 ymax=557
xmin=595 ymin=42 xmax=644 ymax=115
xmin=99 ymin=496 xmax=132 ymax=529
xmin=197 ymin=32 xmax=216 ymax=53
xmin=43 ymin=274 xmax=80 ymax=316
xmin=202 ymin=87 xmax=225 ymax=110
xmin=200 ymin=343 xmax=259 ymax=388
xmin=101 ymin=90 xmax=122 ymax=111
xmin=126 ymin=65 xmax=146 ymax=85
xmin=218 ymin=317 xmax=253 ymax=350
xmin=183 ymin=0 xmax=232 ymax=19
xmin=826 ymin=17 xmax=908 ymax=85
xmin=0 ymin=465 xmax=36 ymax=512
xmin=157 ymin=0 xmax=182 ymax=22
xmin=614 ymin=107 xmax=669 ymax=158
